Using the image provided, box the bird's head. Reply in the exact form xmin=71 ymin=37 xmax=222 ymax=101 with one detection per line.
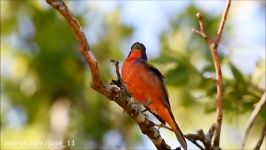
xmin=127 ymin=42 xmax=147 ymax=60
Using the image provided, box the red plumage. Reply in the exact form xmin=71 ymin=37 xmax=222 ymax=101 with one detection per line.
xmin=122 ymin=42 xmax=187 ymax=150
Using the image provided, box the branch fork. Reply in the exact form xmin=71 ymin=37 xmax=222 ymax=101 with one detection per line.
xmin=192 ymin=13 xmax=208 ymax=40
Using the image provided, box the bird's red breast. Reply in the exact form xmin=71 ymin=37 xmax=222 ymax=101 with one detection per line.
xmin=122 ymin=58 xmax=164 ymax=106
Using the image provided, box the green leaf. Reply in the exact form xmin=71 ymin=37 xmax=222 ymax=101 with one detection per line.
xmin=165 ymin=64 xmax=189 ymax=86
xmin=150 ymin=53 xmax=180 ymax=64
xmin=229 ymin=62 xmax=247 ymax=93
xmin=229 ymin=63 xmax=245 ymax=83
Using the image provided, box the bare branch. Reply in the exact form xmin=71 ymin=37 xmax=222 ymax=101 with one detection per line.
xmin=46 ymin=0 xmax=110 ymax=97
xmin=192 ymin=0 xmax=231 ymax=148
xmin=192 ymin=13 xmax=208 ymax=40
xmin=185 ymin=124 xmax=216 ymax=150
xmin=46 ymin=0 xmax=172 ymax=149
xmin=253 ymin=123 xmax=266 ymax=150
xmin=110 ymin=59 xmax=122 ymax=83
xmin=206 ymin=123 xmax=216 ymax=142
xmin=241 ymin=92 xmax=266 ymax=150
xmin=216 ymin=0 xmax=232 ymax=48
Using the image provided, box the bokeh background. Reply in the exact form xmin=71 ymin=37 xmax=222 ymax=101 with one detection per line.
xmin=1 ymin=0 xmax=265 ymax=150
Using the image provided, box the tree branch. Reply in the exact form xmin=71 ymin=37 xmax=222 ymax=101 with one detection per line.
xmin=241 ymin=92 xmax=266 ymax=150
xmin=253 ymin=123 xmax=266 ymax=150
xmin=45 ymin=0 xmax=172 ymax=149
xmin=216 ymin=0 xmax=231 ymax=48
xmin=191 ymin=0 xmax=231 ymax=149
xmin=185 ymin=124 xmax=216 ymax=150
xmin=46 ymin=0 xmax=110 ymax=97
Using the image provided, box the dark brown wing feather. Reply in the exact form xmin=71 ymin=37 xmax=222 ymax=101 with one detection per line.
xmin=144 ymin=106 xmax=166 ymax=124
xmin=141 ymin=60 xmax=171 ymax=109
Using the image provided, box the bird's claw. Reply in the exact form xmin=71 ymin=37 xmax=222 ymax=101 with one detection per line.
xmin=154 ymin=123 xmax=174 ymax=132
xmin=141 ymin=108 xmax=148 ymax=113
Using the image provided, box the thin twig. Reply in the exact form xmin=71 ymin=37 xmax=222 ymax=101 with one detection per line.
xmin=210 ymin=0 xmax=231 ymax=146
xmin=185 ymin=125 xmax=216 ymax=150
xmin=192 ymin=0 xmax=231 ymax=148
xmin=216 ymin=0 xmax=232 ymax=48
xmin=110 ymin=59 xmax=122 ymax=82
xmin=206 ymin=123 xmax=216 ymax=142
xmin=46 ymin=0 xmax=171 ymax=149
xmin=192 ymin=13 xmax=208 ymax=40
xmin=241 ymin=92 xmax=266 ymax=150
xmin=188 ymin=138 xmax=205 ymax=150
xmin=253 ymin=123 xmax=266 ymax=150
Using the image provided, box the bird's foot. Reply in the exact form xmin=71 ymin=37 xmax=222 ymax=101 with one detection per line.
xmin=154 ymin=123 xmax=174 ymax=132
xmin=141 ymin=108 xmax=148 ymax=113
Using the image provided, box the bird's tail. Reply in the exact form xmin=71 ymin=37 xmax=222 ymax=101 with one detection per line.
xmin=167 ymin=110 xmax=187 ymax=150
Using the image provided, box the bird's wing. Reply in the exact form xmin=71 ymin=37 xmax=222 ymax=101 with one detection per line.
xmin=144 ymin=105 xmax=166 ymax=124
xmin=140 ymin=60 xmax=171 ymax=109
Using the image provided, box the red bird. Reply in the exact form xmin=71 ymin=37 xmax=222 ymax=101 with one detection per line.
xmin=122 ymin=42 xmax=187 ymax=150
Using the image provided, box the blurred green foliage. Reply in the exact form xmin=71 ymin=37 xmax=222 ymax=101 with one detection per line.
xmin=1 ymin=1 xmax=265 ymax=150
xmin=154 ymin=4 xmax=265 ymax=120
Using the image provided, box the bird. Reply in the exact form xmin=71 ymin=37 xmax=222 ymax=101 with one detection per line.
xmin=121 ymin=42 xmax=187 ymax=150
